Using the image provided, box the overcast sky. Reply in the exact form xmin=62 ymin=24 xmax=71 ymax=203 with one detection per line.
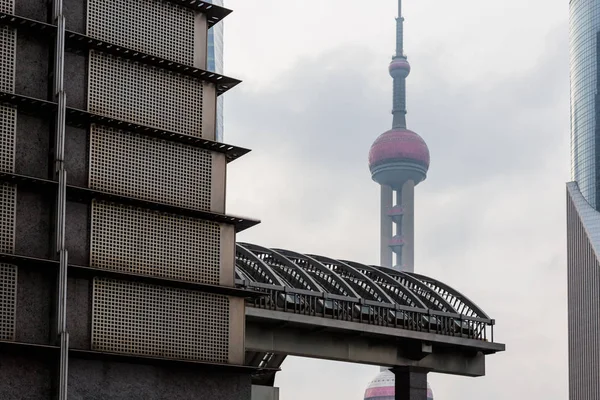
xmin=222 ymin=0 xmax=569 ymax=399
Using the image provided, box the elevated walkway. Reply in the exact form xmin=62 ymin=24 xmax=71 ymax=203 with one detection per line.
xmin=235 ymin=243 xmax=504 ymax=387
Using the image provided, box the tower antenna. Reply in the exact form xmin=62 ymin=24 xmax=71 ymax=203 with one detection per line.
xmin=391 ymin=0 xmax=409 ymax=129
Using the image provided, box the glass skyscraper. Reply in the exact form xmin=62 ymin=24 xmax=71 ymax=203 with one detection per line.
xmin=568 ymin=1 xmax=600 ymax=399
xmin=206 ymin=0 xmax=224 ymax=141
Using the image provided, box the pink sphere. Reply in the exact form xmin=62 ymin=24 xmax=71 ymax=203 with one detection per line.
xmin=389 ymin=58 xmax=411 ymax=78
xmin=368 ymin=129 xmax=430 ymax=171
xmin=364 ymin=369 xmax=434 ymax=400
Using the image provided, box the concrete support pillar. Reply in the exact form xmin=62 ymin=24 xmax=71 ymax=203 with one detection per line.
xmin=251 ymin=385 xmax=280 ymax=400
xmin=381 ymin=185 xmax=393 ymax=268
xmin=392 ymin=367 xmax=428 ymax=400
xmin=392 ymin=187 xmax=403 ymax=267
xmin=400 ymin=180 xmax=415 ymax=272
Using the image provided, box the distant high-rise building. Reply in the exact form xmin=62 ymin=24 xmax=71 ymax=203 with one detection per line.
xmin=567 ymin=1 xmax=600 ymax=399
xmin=207 ymin=0 xmax=225 ymax=141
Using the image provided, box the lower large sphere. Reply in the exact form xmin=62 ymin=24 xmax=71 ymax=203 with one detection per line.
xmin=364 ymin=369 xmax=434 ymax=400
xmin=368 ymin=128 xmax=430 ymax=187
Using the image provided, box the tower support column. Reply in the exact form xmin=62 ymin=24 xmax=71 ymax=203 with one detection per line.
xmin=401 ymin=180 xmax=415 ymax=272
xmin=381 ymin=185 xmax=394 ymax=268
xmin=392 ymin=367 xmax=429 ymax=400
xmin=251 ymin=385 xmax=280 ymax=400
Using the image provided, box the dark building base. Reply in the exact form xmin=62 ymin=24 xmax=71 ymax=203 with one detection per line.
xmin=68 ymin=359 xmax=252 ymax=400
xmin=0 ymin=353 xmax=53 ymax=399
xmin=0 ymin=353 xmax=252 ymax=400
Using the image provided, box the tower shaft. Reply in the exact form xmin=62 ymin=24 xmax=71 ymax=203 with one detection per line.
xmin=391 ymin=0 xmax=407 ymax=130
xmin=392 ymin=77 xmax=406 ymax=129
xmin=400 ymin=181 xmax=415 ymax=272
xmin=381 ymin=186 xmax=393 ymax=268
xmin=382 ymin=182 xmax=415 ymax=271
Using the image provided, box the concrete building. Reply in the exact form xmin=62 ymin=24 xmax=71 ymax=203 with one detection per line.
xmin=568 ymin=1 xmax=600 ymax=399
xmin=368 ymin=0 xmax=430 ymax=272
xmin=0 ymin=0 xmax=257 ymax=398
xmin=206 ymin=0 xmax=225 ymax=141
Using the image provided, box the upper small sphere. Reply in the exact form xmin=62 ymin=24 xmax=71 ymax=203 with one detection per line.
xmin=368 ymin=128 xmax=430 ymax=187
xmin=389 ymin=58 xmax=411 ymax=79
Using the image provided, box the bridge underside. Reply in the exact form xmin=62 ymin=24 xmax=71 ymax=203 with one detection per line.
xmin=245 ymin=308 xmax=501 ymax=382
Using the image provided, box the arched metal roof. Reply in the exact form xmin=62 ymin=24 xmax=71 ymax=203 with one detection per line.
xmin=239 ymin=243 xmax=496 ymax=379
xmin=236 ymin=243 xmax=489 ymax=319
xmin=410 ymin=272 xmax=490 ymax=319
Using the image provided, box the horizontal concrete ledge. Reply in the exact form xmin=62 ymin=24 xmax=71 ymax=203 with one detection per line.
xmin=0 ymin=340 xmax=59 ymax=359
xmin=0 ymin=341 xmax=280 ymax=375
xmin=0 ymin=252 xmax=265 ymax=299
xmin=70 ymin=349 xmax=278 ymax=374
xmin=246 ymin=308 xmax=505 ymax=354
xmin=245 ymin=320 xmax=489 ymax=377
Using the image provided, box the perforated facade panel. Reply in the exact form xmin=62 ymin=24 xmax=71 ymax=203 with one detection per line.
xmin=0 ymin=1 xmax=11 ymax=13
xmin=92 ymin=278 xmax=229 ymax=362
xmin=0 ymin=21 xmax=16 ymax=174
xmin=90 ymin=201 xmax=221 ymax=284
xmin=89 ymin=125 xmax=212 ymax=210
xmin=0 ymin=0 xmax=16 ymax=344
xmin=0 ymin=107 xmax=15 ymax=174
xmin=0 ymin=183 xmax=15 ymax=254
xmin=0 ymin=0 xmax=13 ymax=13
xmin=0 ymin=184 xmax=15 ymax=341
xmin=87 ymin=0 xmax=195 ymax=65
xmin=0 ymin=26 xmax=15 ymax=94
xmin=0 ymin=263 xmax=16 ymax=340
xmin=88 ymin=51 xmax=204 ymax=137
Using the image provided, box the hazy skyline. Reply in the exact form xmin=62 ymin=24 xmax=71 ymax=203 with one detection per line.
xmin=223 ymin=1 xmax=568 ymax=398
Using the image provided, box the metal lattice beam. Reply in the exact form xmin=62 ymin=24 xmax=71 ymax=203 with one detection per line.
xmin=236 ymin=243 xmax=491 ymax=320
xmin=274 ymin=248 xmax=360 ymax=298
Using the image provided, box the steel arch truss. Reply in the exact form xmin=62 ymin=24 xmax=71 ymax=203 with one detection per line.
xmin=236 ymin=244 xmax=285 ymax=286
xmin=269 ymin=247 xmax=358 ymax=297
xmin=241 ymin=243 xmax=323 ymax=292
xmin=410 ymin=272 xmax=490 ymax=319
xmin=237 ymin=243 xmax=491 ymax=320
xmin=340 ymin=260 xmax=427 ymax=309
xmin=308 ymin=254 xmax=394 ymax=303
xmin=376 ymin=266 xmax=457 ymax=314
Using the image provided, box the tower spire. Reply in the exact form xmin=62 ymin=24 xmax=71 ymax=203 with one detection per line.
xmin=396 ymin=0 xmax=403 ymax=56
xmin=390 ymin=0 xmax=410 ymax=130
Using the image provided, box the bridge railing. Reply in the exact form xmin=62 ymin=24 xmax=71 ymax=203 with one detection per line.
xmin=240 ymin=281 xmax=495 ymax=342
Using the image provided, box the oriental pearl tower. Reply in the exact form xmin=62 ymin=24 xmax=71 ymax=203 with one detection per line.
xmin=364 ymin=2 xmax=433 ymax=399
xmin=368 ymin=0 xmax=430 ymax=272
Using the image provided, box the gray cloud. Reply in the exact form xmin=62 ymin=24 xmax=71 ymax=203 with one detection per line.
xmin=224 ymin=11 xmax=569 ymax=400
